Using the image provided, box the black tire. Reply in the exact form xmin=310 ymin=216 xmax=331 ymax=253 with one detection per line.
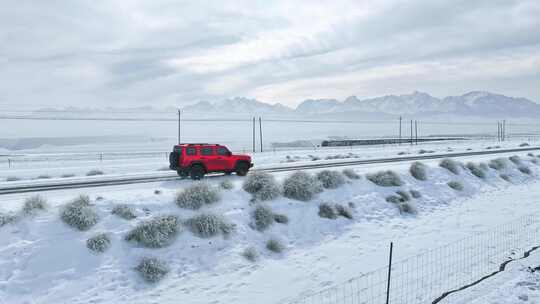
xmin=177 ymin=169 xmax=189 ymax=178
xmin=235 ymin=162 xmax=249 ymax=176
xmin=190 ymin=165 xmax=205 ymax=180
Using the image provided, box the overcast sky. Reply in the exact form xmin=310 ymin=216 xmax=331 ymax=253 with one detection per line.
xmin=1 ymin=0 xmax=539 ymax=108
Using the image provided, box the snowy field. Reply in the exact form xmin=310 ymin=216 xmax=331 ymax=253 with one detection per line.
xmin=1 ymin=151 xmax=540 ymax=303
xmin=0 ymin=137 xmax=537 ymax=183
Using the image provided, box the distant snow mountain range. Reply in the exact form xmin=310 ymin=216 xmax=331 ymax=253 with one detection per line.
xmin=22 ymin=91 xmax=539 ymax=119
xmin=181 ymin=91 xmax=540 ymax=118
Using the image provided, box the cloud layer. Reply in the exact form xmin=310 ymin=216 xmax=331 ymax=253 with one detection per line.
xmin=1 ymin=0 xmax=539 ymax=107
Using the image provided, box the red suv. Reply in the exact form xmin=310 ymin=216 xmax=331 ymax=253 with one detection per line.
xmin=169 ymin=144 xmax=253 ymax=179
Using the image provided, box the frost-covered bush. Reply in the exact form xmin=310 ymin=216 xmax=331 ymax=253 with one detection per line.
xmin=366 ymin=171 xmax=404 ymax=187
xmin=479 ymin=163 xmax=489 ymax=171
xmin=439 ymin=159 xmax=460 ymax=175
xmin=242 ymin=171 xmax=280 ymax=201
xmin=448 ymin=181 xmax=464 ymax=191
xmin=86 ymin=233 xmax=111 ymax=253
xmin=409 ymin=190 xmax=422 ymax=199
xmin=6 ymin=176 xmax=21 ymax=182
xmin=176 ymin=182 xmax=220 ymax=210
xmin=335 ymin=204 xmax=353 ymax=219
xmin=500 ymin=174 xmax=511 ymax=182
xmin=519 ymin=166 xmax=532 ymax=175
xmin=466 ymin=162 xmax=486 ymax=179
xmin=528 ymin=153 xmax=535 ymax=157
xmin=0 ymin=213 xmax=18 ymax=227
xmin=410 ymin=162 xmax=428 ymax=181
xmin=509 ymin=155 xmax=522 ymax=165
xmin=385 ymin=195 xmax=402 ymax=204
xmin=266 ymin=238 xmax=284 ymax=253
xmin=185 ymin=213 xmax=234 ymax=238
xmin=242 ymin=247 xmax=259 ymax=262
xmin=136 ymin=257 xmax=169 ymax=283
xmin=61 ymin=174 xmax=75 ymax=178
xmin=396 ymin=190 xmax=411 ymax=202
xmin=111 ymin=204 xmax=137 ymax=220
xmin=282 ymin=171 xmax=323 ymax=201
xmin=125 ymin=215 xmax=180 ymax=248
xmin=86 ymin=169 xmax=104 ymax=176
xmin=36 ymin=175 xmax=51 ymax=179
xmin=489 ymin=158 xmax=508 ymax=171
xmin=154 ymin=190 xmax=161 ymax=195
xmin=252 ymin=205 xmax=275 ymax=231
xmin=532 ymin=159 xmax=539 ymax=165
xmin=318 ymin=202 xmax=337 ymax=219
xmin=60 ymin=195 xmax=99 ymax=231
xmin=418 ymin=149 xmax=434 ymax=154
xmin=397 ymin=202 xmax=415 ymax=214
xmin=220 ymin=179 xmax=234 ymax=190
xmin=342 ymin=168 xmax=361 ymax=180
xmin=520 ymin=143 xmax=530 ymax=147
xmin=22 ymin=195 xmax=47 ymax=216
xmin=273 ymin=213 xmax=289 ymax=224
xmin=316 ymin=170 xmax=346 ymax=189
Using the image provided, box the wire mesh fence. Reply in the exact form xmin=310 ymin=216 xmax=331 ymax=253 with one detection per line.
xmin=292 ymin=214 xmax=540 ymax=304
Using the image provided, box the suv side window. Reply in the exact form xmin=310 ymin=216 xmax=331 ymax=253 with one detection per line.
xmin=201 ymin=147 xmax=214 ymax=156
xmin=186 ymin=147 xmax=197 ymax=156
xmin=217 ymin=147 xmax=229 ymax=156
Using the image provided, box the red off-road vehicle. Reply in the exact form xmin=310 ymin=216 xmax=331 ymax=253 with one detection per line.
xmin=169 ymin=143 xmax=253 ymax=179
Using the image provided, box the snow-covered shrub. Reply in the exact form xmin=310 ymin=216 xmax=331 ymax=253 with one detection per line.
xmin=22 ymin=195 xmax=47 ymax=216
xmin=397 ymin=202 xmax=415 ymax=214
xmin=60 ymin=195 xmax=99 ymax=231
xmin=385 ymin=195 xmax=402 ymax=204
xmin=5 ymin=176 xmax=20 ymax=182
xmin=316 ymin=170 xmax=346 ymax=189
xmin=335 ymin=204 xmax=353 ymax=219
xmin=111 ymin=204 xmax=137 ymax=220
xmin=242 ymin=247 xmax=259 ymax=262
xmin=519 ymin=166 xmax=532 ymax=175
xmin=410 ymin=162 xmax=428 ymax=181
xmin=342 ymin=168 xmax=361 ymax=180
xmin=396 ymin=190 xmax=411 ymax=202
xmin=86 ymin=233 xmax=111 ymax=253
xmin=531 ymin=159 xmax=539 ymax=165
xmin=509 ymin=155 xmax=522 ymax=165
xmin=282 ymin=171 xmax=323 ymax=201
xmin=273 ymin=213 xmax=289 ymax=224
xmin=418 ymin=149 xmax=434 ymax=154
xmin=448 ymin=181 xmax=464 ymax=191
xmin=466 ymin=162 xmax=486 ymax=179
xmin=185 ymin=213 xmax=234 ymax=238
xmin=366 ymin=171 xmax=404 ymax=187
xmin=0 ymin=213 xmax=18 ymax=227
xmin=318 ymin=202 xmax=337 ymax=219
xmin=86 ymin=169 xmax=104 ymax=176
xmin=220 ymin=179 xmax=234 ymax=190
xmin=61 ymin=174 xmax=75 ymax=178
xmin=489 ymin=158 xmax=507 ymax=171
xmin=251 ymin=205 xmax=275 ymax=231
xmin=528 ymin=153 xmax=535 ymax=157
xmin=176 ymin=182 xmax=220 ymax=210
xmin=409 ymin=190 xmax=422 ymax=199
xmin=397 ymin=151 xmax=407 ymax=155
xmin=439 ymin=159 xmax=460 ymax=175
xmin=520 ymin=143 xmax=530 ymax=147
xmin=125 ymin=215 xmax=180 ymax=248
xmin=242 ymin=171 xmax=280 ymax=201
xmin=36 ymin=174 xmax=51 ymax=179
xmin=479 ymin=163 xmax=489 ymax=171
xmin=136 ymin=257 xmax=169 ymax=283
xmin=500 ymin=174 xmax=511 ymax=182
xmin=154 ymin=189 xmax=161 ymax=195
xmin=266 ymin=238 xmax=284 ymax=253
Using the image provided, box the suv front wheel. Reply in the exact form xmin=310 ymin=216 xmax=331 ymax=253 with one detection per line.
xmin=235 ymin=162 xmax=249 ymax=176
xmin=190 ymin=165 xmax=205 ymax=180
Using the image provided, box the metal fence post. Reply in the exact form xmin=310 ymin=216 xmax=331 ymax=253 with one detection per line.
xmin=386 ymin=242 xmax=394 ymax=304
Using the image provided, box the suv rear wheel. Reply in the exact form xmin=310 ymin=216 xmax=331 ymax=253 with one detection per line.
xmin=235 ymin=162 xmax=249 ymax=176
xmin=190 ymin=165 xmax=205 ymax=180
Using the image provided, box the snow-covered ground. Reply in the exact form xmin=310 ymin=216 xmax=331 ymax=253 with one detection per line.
xmin=1 ymin=152 xmax=540 ymax=304
xmin=0 ymin=138 xmax=536 ymax=183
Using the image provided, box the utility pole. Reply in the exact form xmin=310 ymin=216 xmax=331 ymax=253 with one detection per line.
xmin=410 ymin=120 xmax=413 ymax=145
xmin=497 ymin=122 xmax=501 ymax=142
xmin=177 ymin=109 xmax=181 ymax=144
xmin=503 ymin=120 xmax=506 ymax=141
xmin=415 ymin=120 xmax=418 ymax=145
xmin=259 ymin=117 xmax=263 ymax=152
xmin=399 ymin=116 xmax=402 ymax=145
xmin=252 ymin=117 xmax=256 ymax=153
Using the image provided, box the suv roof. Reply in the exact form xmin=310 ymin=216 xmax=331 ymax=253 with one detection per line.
xmin=176 ymin=143 xmax=220 ymax=146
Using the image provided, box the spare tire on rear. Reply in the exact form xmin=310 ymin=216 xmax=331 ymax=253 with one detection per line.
xmin=169 ymin=152 xmax=179 ymax=169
